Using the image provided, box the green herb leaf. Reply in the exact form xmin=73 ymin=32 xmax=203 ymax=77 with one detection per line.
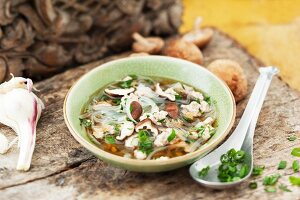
xmin=112 ymin=98 xmax=121 ymax=105
xmin=79 ymin=118 xmax=92 ymax=127
xmin=287 ymin=135 xmax=297 ymax=141
xmin=183 ymin=116 xmax=193 ymax=123
xmin=175 ymin=94 xmax=183 ymax=100
xmin=105 ymin=135 xmax=116 ymax=144
xmin=291 ymin=147 xmax=300 ymax=157
xmin=249 ymin=182 xmax=257 ymax=189
xmin=119 ymin=79 xmax=133 ymax=88
xmin=252 ymin=165 xmax=265 ymax=176
xmin=289 ymin=176 xmax=300 ymax=186
xmin=167 ymin=129 xmax=176 ymax=142
xmin=198 ymin=166 xmax=210 ymax=177
xmin=263 ymin=173 xmax=281 ymax=186
xmin=279 ymin=184 xmax=292 ymax=192
xmin=204 ymin=95 xmax=212 ymax=105
xmin=130 ymin=104 xmax=133 ymax=113
xmin=277 ymin=160 xmax=287 ymax=170
xmin=292 ymin=160 xmax=300 ymax=172
xmin=138 ymin=130 xmax=153 ymax=155
xmin=239 ymin=164 xmax=249 ymax=178
xmin=264 ymin=186 xmax=277 ymax=193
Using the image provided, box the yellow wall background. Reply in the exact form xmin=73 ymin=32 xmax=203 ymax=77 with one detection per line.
xmin=182 ymin=0 xmax=300 ymax=90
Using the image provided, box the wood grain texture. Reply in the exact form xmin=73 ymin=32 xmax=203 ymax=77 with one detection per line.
xmin=1 ymin=29 xmax=300 ymax=200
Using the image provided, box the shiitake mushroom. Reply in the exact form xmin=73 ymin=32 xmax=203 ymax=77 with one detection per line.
xmin=207 ymin=59 xmax=248 ymax=102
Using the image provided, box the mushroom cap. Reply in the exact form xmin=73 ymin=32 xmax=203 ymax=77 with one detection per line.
xmin=132 ymin=37 xmax=164 ymax=54
xmin=162 ymin=39 xmax=203 ymax=65
xmin=207 ymin=59 xmax=248 ymax=102
xmin=182 ymin=28 xmax=214 ymax=48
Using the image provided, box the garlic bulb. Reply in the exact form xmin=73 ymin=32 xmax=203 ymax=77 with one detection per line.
xmin=0 ymin=76 xmax=44 ymax=171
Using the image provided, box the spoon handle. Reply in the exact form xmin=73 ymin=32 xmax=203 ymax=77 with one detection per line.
xmin=198 ymin=67 xmax=278 ymax=163
xmin=246 ymin=67 xmax=279 ymax=140
xmin=228 ymin=66 xmax=278 ymax=149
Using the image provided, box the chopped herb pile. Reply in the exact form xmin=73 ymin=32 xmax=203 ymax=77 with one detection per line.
xmin=217 ymin=148 xmax=249 ymax=182
xmin=198 ymin=166 xmax=210 ymax=178
xmin=138 ymin=130 xmax=153 ymax=155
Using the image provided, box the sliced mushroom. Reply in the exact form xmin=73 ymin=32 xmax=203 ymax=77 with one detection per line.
xmin=135 ymin=118 xmax=158 ymax=136
xmin=104 ymin=87 xmax=134 ymax=96
xmin=182 ymin=17 xmax=214 ymax=48
xmin=132 ymin=32 xmax=164 ymax=54
xmin=165 ymin=102 xmax=179 ymax=119
xmin=155 ymin=83 xmax=177 ymax=101
xmin=116 ymin=121 xmax=135 ymax=140
xmin=130 ymin=101 xmax=143 ymax=121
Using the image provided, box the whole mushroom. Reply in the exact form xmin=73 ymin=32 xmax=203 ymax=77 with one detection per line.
xmin=182 ymin=17 xmax=214 ymax=48
xmin=162 ymin=38 xmax=203 ymax=65
xmin=132 ymin=32 xmax=164 ymax=54
xmin=207 ymin=59 xmax=248 ymax=102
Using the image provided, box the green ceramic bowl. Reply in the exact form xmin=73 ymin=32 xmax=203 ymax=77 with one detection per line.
xmin=64 ymin=56 xmax=236 ymax=172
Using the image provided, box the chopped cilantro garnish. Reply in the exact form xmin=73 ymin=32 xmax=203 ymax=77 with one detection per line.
xmin=277 ymin=160 xmax=287 ymax=170
xmin=183 ymin=116 xmax=193 ymax=123
xmin=292 ymin=160 xmax=299 ymax=172
xmin=119 ymin=79 xmax=133 ymax=88
xmin=114 ymin=124 xmax=121 ymax=133
xmin=287 ymin=135 xmax=297 ymax=141
xmin=105 ymin=135 xmax=116 ymax=144
xmin=249 ymin=182 xmax=257 ymax=189
xmin=79 ymin=118 xmax=92 ymax=127
xmin=291 ymin=147 xmax=300 ymax=157
xmin=198 ymin=166 xmax=210 ymax=178
xmin=138 ymin=130 xmax=153 ymax=155
xmin=175 ymin=94 xmax=183 ymax=100
xmin=264 ymin=186 xmax=277 ymax=193
xmin=279 ymin=184 xmax=292 ymax=192
xmin=263 ymin=173 xmax=281 ymax=186
xmin=252 ymin=165 xmax=265 ymax=176
xmin=167 ymin=129 xmax=176 ymax=142
xmin=204 ymin=95 xmax=212 ymax=105
xmin=157 ymin=118 xmax=165 ymax=123
xmin=289 ymin=176 xmax=300 ymax=186
xmin=112 ymin=98 xmax=121 ymax=105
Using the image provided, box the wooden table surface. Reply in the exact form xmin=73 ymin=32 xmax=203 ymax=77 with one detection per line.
xmin=1 ymin=30 xmax=300 ymax=200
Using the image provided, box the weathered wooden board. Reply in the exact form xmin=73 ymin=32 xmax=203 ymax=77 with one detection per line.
xmin=1 ymin=29 xmax=300 ymax=200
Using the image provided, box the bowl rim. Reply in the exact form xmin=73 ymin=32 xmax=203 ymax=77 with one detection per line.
xmin=63 ymin=55 xmax=236 ymax=166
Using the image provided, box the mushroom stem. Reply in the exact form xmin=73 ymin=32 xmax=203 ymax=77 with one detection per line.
xmin=132 ymin=32 xmax=153 ymax=47
xmin=193 ymin=16 xmax=203 ymax=31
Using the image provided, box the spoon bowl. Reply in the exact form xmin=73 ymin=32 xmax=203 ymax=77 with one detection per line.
xmin=189 ymin=67 xmax=279 ymax=189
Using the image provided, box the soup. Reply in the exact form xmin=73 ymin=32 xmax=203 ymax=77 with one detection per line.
xmin=80 ymin=75 xmax=217 ymax=160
